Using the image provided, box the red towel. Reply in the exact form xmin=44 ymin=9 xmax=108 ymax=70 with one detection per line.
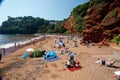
xmin=67 ymin=66 xmax=81 ymax=72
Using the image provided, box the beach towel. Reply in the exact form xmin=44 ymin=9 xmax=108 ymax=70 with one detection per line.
xmin=44 ymin=50 xmax=59 ymax=62
xmin=21 ymin=53 xmax=29 ymax=58
xmin=67 ymin=66 xmax=81 ymax=72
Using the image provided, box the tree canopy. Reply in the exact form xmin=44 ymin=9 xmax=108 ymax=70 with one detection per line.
xmin=0 ymin=16 xmax=67 ymax=34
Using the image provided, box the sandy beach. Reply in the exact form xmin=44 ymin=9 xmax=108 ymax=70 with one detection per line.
xmin=0 ymin=35 xmax=120 ymax=80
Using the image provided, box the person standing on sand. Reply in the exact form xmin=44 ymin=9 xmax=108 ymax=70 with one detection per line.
xmin=33 ymin=40 xmax=35 ymax=45
xmin=0 ymin=52 xmax=2 ymax=63
xmin=2 ymin=48 xmax=6 ymax=55
xmin=14 ymin=42 xmax=17 ymax=48
xmin=73 ymin=39 xmax=78 ymax=47
xmin=57 ymin=37 xmax=64 ymax=48
xmin=68 ymin=52 xmax=76 ymax=61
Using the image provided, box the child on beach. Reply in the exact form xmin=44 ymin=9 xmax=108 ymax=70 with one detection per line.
xmin=65 ymin=60 xmax=71 ymax=68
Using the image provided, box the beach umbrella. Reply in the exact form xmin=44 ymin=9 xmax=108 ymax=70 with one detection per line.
xmin=114 ymin=71 xmax=120 ymax=76
xmin=26 ymin=48 xmax=34 ymax=52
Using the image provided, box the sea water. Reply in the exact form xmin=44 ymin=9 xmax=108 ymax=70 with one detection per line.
xmin=0 ymin=34 xmax=38 ymax=48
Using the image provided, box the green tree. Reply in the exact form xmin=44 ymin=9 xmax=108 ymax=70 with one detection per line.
xmin=0 ymin=16 xmax=63 ymax=34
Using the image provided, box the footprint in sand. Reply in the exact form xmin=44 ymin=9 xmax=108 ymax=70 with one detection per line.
xmin=50 ymin=63 xmax=58 ymax=68
xmin=51 ymin=74 xmax=59 ymax=78
xmin=42 ymin=69 xmax=51 ymax=74
xmin=57 ymin=68 xmax=66 ymax=72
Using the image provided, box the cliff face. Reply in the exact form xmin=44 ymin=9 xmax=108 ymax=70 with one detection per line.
xmin=62 ymin=0 xmax=120 ymax=45
xmin=83 ymin=0 xmax=120 ymax=45
xmin=62 ymin=15 xmax=77 ymax=34
xmin=62 ymin=2 xmax=89 ymax=34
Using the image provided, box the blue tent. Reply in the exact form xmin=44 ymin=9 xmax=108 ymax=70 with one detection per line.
xmin=44 ymin=50 xmax=58 ymax=62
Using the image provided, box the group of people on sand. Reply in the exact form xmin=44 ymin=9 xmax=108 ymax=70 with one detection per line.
xmin=56 ymin=35 xmax=79 ymax=47
xmin=54 ymin=36 xmax=80 ymax=68
xmin=65 ymin=52 xmax=80 ymax=68
xmin=55 ymin=36 xmax=79 ymax=51
xmin=95 ymin=58 xmax=116 ymax=67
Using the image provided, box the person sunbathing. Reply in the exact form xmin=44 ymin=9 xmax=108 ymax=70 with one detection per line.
xmin=96 ymin=58 xmax=116 ymax=67
xmin=95 ymin=58 xmax=105 ymax=65
xmin=106 ymin=59 xmax=116 ymax=67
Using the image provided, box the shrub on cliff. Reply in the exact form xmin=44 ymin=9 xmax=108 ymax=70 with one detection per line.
xmin=111 ymin=35 xmax=120 ymax=45
xmin=89 ymin=0 xmax=108 ymax=8
xmin=71 ymin=2 xmax=89 ymax=33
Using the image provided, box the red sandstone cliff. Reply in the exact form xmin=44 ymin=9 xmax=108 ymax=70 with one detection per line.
xmin=62 ymin=0 xmax=120 ymax=45
xmin=62 ymin=16 xmax=77 ymax=34
xmin=83 ymin=0 xmax=120 ymax=45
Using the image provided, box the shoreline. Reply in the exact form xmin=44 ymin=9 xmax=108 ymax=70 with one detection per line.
xmin=0 ymin=34 xmax=69 ymax=56
xmin=0 ymin=35 xmax=46 ymax=55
